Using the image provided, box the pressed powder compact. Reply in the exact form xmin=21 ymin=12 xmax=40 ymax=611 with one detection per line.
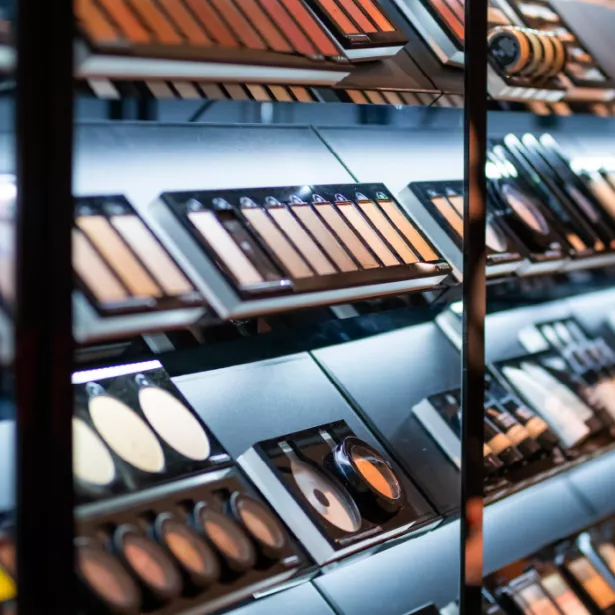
xmin=72 ymin=360 xmax=231 ymax=501
xmin=72 ymin=195 xmax=205 ymax=341
xmin=76 ymin=467 xmax=308 ymax=615
xmin=399 ymin=179 xmax=526 ymax=280
xmin=150 ymin=183 xmax=451 ymax=319
xmin=239 ymin=420 xmax=421 ymax=565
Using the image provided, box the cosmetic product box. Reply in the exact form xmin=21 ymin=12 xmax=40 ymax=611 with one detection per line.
xmin=398 ymin=179 xmax=526 ymax=282
xmin=238 ymin=420 xmax=424 ymax=566
xmin=72 ymin=360 xmax=232 ymax=504
xmin=75 ymin=0 xmax=352 ymax=85
xmin=502 ymin=134 xmax=615 ymax=270
xmin=75 ymin=466 xmax=312 ymax=615
xmin=74 ymin=194 xmax=210 ymax=342
xmin=304 ymin=0 xmax=408 ymax=61
xmin=147 ymin=183 xmax=452 ymax=320
xmin=496 ymin=0 xmax=615 ymax=101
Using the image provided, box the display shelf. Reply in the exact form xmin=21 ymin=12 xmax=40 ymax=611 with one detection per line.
xmin=230 ymin=583 xmax=336 ymax=615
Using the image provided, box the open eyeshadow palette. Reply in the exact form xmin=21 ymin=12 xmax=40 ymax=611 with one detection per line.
xmin=238 ymin=420 xmax=423 ymax=565
xmin=487 ymin=147 xmax=570 ymax=275
xmin=74 ymin=0 xmax=354 ymax=84
xmin=498 ymin=0 xmax=615 ymax=101
xmin=398 ymin=179 xmax=526 ymax=280
xmin=73 ymin=195 xmax=205 ymax=341
xmin=73 ymin=360 xmax=232 ymax=503
xmin=497 ymin=569 xmax=570 ymax=615
xmin=74 ymin=467 xmax=311 ymax=615
xmin=501 ymin=135 xmax=615 ymax=269
xmin=149 ymin=183 xmax=452 ymax=319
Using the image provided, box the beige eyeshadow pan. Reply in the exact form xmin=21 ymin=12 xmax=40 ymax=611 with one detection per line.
xmin=266 ymin=205 xmax=337 ymax=275
xmin=241 ymin=205 xmax=314 ymax=278
xmin=376 ymin=198 xmax=439 ymax=261
xmin=431 ymin=196 xmax=464 ymax=237
xmin=335 ymin=200 xmax=400 ymax=266
xmin=188 ymin=210 xmax=264 ymax=287
xmin=110 ymin=214 xmax=194 ymax=297
xmin=313 ymin=202 xmax=379 ymax=269
xmin=73 ymin=229 xmax=128 ymax=304
xmin=77 ymin=215 xmax=162 ymax=298
xmin=290 ymin=204 xmax=357 ymax=272
xmin=355 ymin=196 xmax=418 ymax=264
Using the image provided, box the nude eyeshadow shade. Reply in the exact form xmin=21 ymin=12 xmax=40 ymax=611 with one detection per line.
xmin=229 ymin=493 xmax=288 ymax=558
xmin=88 ymin=388 xmax=166 ymax=474
xmin=354 ymin=192 xmax=418 ymax=264
xmin=261 ymin=0 xmax=319 ymax=57
xmin=95 ymin=0 xmax=152 ymax=44
xmin=126 ymin=0 xmax=183 ymax=45
xmin=115 ymin=527 xmax=182 ymax=601
xmin=77 ymin=540 xmax=142 ymax=615
xmin=210 ymin=0 xmax=267 ymax=50
xmin=501 ymin=183 xmax=550 ymax=235
xmin=194 ymin=505 xmax=257 ymax=572
xmin=350 ymin=443 xmax=402 ymax=501
xmin=157 ymin=0 xmax=212 ymax=45
xmin=184 ymin=0 xmax=240 ymax=47
xmin=75 ymin=0 xmax=122 ymax=44
xmin=155 ymin=514 xmax=220 ymax=587
xmin=312 ymin=198 xmax=380 ymax=269
xmin=334 ymin=195 xmax=400 ymax=266
xmin=237 ymin=0 xmax=293 ymax=53
xmin=137 ymin=378 xmax=211 ymax=462
xmin=430 ymin=195 xmax=464 ymax=237
xmin=73 ymin=417 xmax=117 ymax=488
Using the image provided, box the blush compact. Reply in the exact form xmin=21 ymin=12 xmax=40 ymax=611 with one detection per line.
xmin=72 ymin=360 xmax=232 ymax=502
xmin=76 ymin=467 xmax=309 ymax=615
xmin=239 ymin=420 xmax=422 ymax=565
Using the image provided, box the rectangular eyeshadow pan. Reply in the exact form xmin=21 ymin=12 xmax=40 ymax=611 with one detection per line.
xmin=184 ymin=0 xmax=240 ymax=46
xmin=126 ymin=0 xmax=183 ymax=44
xmin=268 ymin=85 xmax=294 ymax=101
xmin=357 ymin=0 xmax=396 ymax=31
xmin=427 ymin=0 xmax=464 ymax=41
xmin=338 ymin=0 xmax=378 ymax=32
xmin=210 ymin=0 xmax=267 ymax=49
xmin=432 ymin=196 xmax=464 ymax=237
xmin=236 ymin=0 xmax=294 ymax=52
xmin=280 ymin=0 xmax=342 ymax=56
xmin=246 ymin=84 xmax=273 ymax=101
xmin=290 ymin=86 xmax=315 ymax=102
xmin=157 ymin=0 xmax=212 ymax=44
xmin=76 ymin=0 xmax=122 ymax=43
xmin=261 ymin=0 xmax=319 ymax=56
xmin=317 ymin=0 xmax=359 ymax=34
xmin=96 ymin=0 xmax=152 ymax=43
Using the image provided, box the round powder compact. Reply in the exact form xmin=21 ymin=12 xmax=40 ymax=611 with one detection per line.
xmin=73 ymin=417 xmax=117 ymax=489
xmin=194 ymin=504 xmax=256 ymax=573
xmin=76 ymin=539 xmax=141 ymax=615
xmin=137 ymin=382 xmax=211 ymax=462
xmin=228 ymin=493 xmax=288 ymax=560
xmin=154 ymin=514 xmax=220 ymax=588
xmin=486 ymin=219 xmax=509 ymax=253
xmin=329 ymin=437 xmax=405 ymax=514
xmin=114 ymin=526 xmax=182 ymax=602
xmin=501 ymin=183 xmax=550 ymax=236
xmin=88 ymin=392 xmax=165 ymax=474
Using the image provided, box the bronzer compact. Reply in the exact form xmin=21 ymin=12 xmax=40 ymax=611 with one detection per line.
xmin=487 ymin=147 xmax=569 ymax=275
xmin=76 ymin=467 xmax=310 ymax=615
xmin=73 ymin=195 xmax=206 ymax=341
xmin=72 ymin=360 xmax=232 ymax=502
xmin=149 ymin=183 xmax=451 ymax=319
xmin=238 ymin=421 xmax=420 ymax=565
xmin=399 ymin=179 xmax=526 ymax=281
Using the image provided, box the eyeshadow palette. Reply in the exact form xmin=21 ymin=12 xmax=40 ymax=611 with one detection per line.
xmin=238 ymin=420 xmax=422 ymax=565
xmin=488 ymin=147 xmax=569 ymax=275
xmin=74 ymin=0 xmax=351 ymax=84
xmin=499 ymin=0 xmax=615 ymax=100
xmin=73 ymin=360 xmax=232 ymax=502
xmin=505 ymin=135 xmax=615 ymax=269
xmin=304 ymin=0 xmax=408 ymax=60
xmin=149 ymin=183 xmax=451 ymax=319
xmin=73 ymin=194 xmax=207 ymax=341
xmin=75 ymin=467 xmax=310 ymax=615
xmin=399 ymin=179 xmax=526 ymax=281
xmin=537 ymin=563 xmax=592 ymax=615
xmin=577 ymin=531 xmax=615 ymax=599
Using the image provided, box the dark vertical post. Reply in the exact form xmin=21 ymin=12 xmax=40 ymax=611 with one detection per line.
xmin=14 ymin=0 xmax=74 ymax=612
xmin=460 ymin=0 xmax=488 ymax=607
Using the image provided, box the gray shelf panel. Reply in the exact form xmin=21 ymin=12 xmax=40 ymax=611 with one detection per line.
xmin=565 ymin=448 xmax=615 ymax=521
xmin=230 ymin=583 xmax=336 ymax=615
xmin=313 ymin=323 xmax=461 ymax=516
xmin=73 ymin=122 xmax=355 ymax=213
xmin=315 ymin=517 xmax=461 ymax=614
xmin=484 ymin=474 xmax=591 ymax=575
